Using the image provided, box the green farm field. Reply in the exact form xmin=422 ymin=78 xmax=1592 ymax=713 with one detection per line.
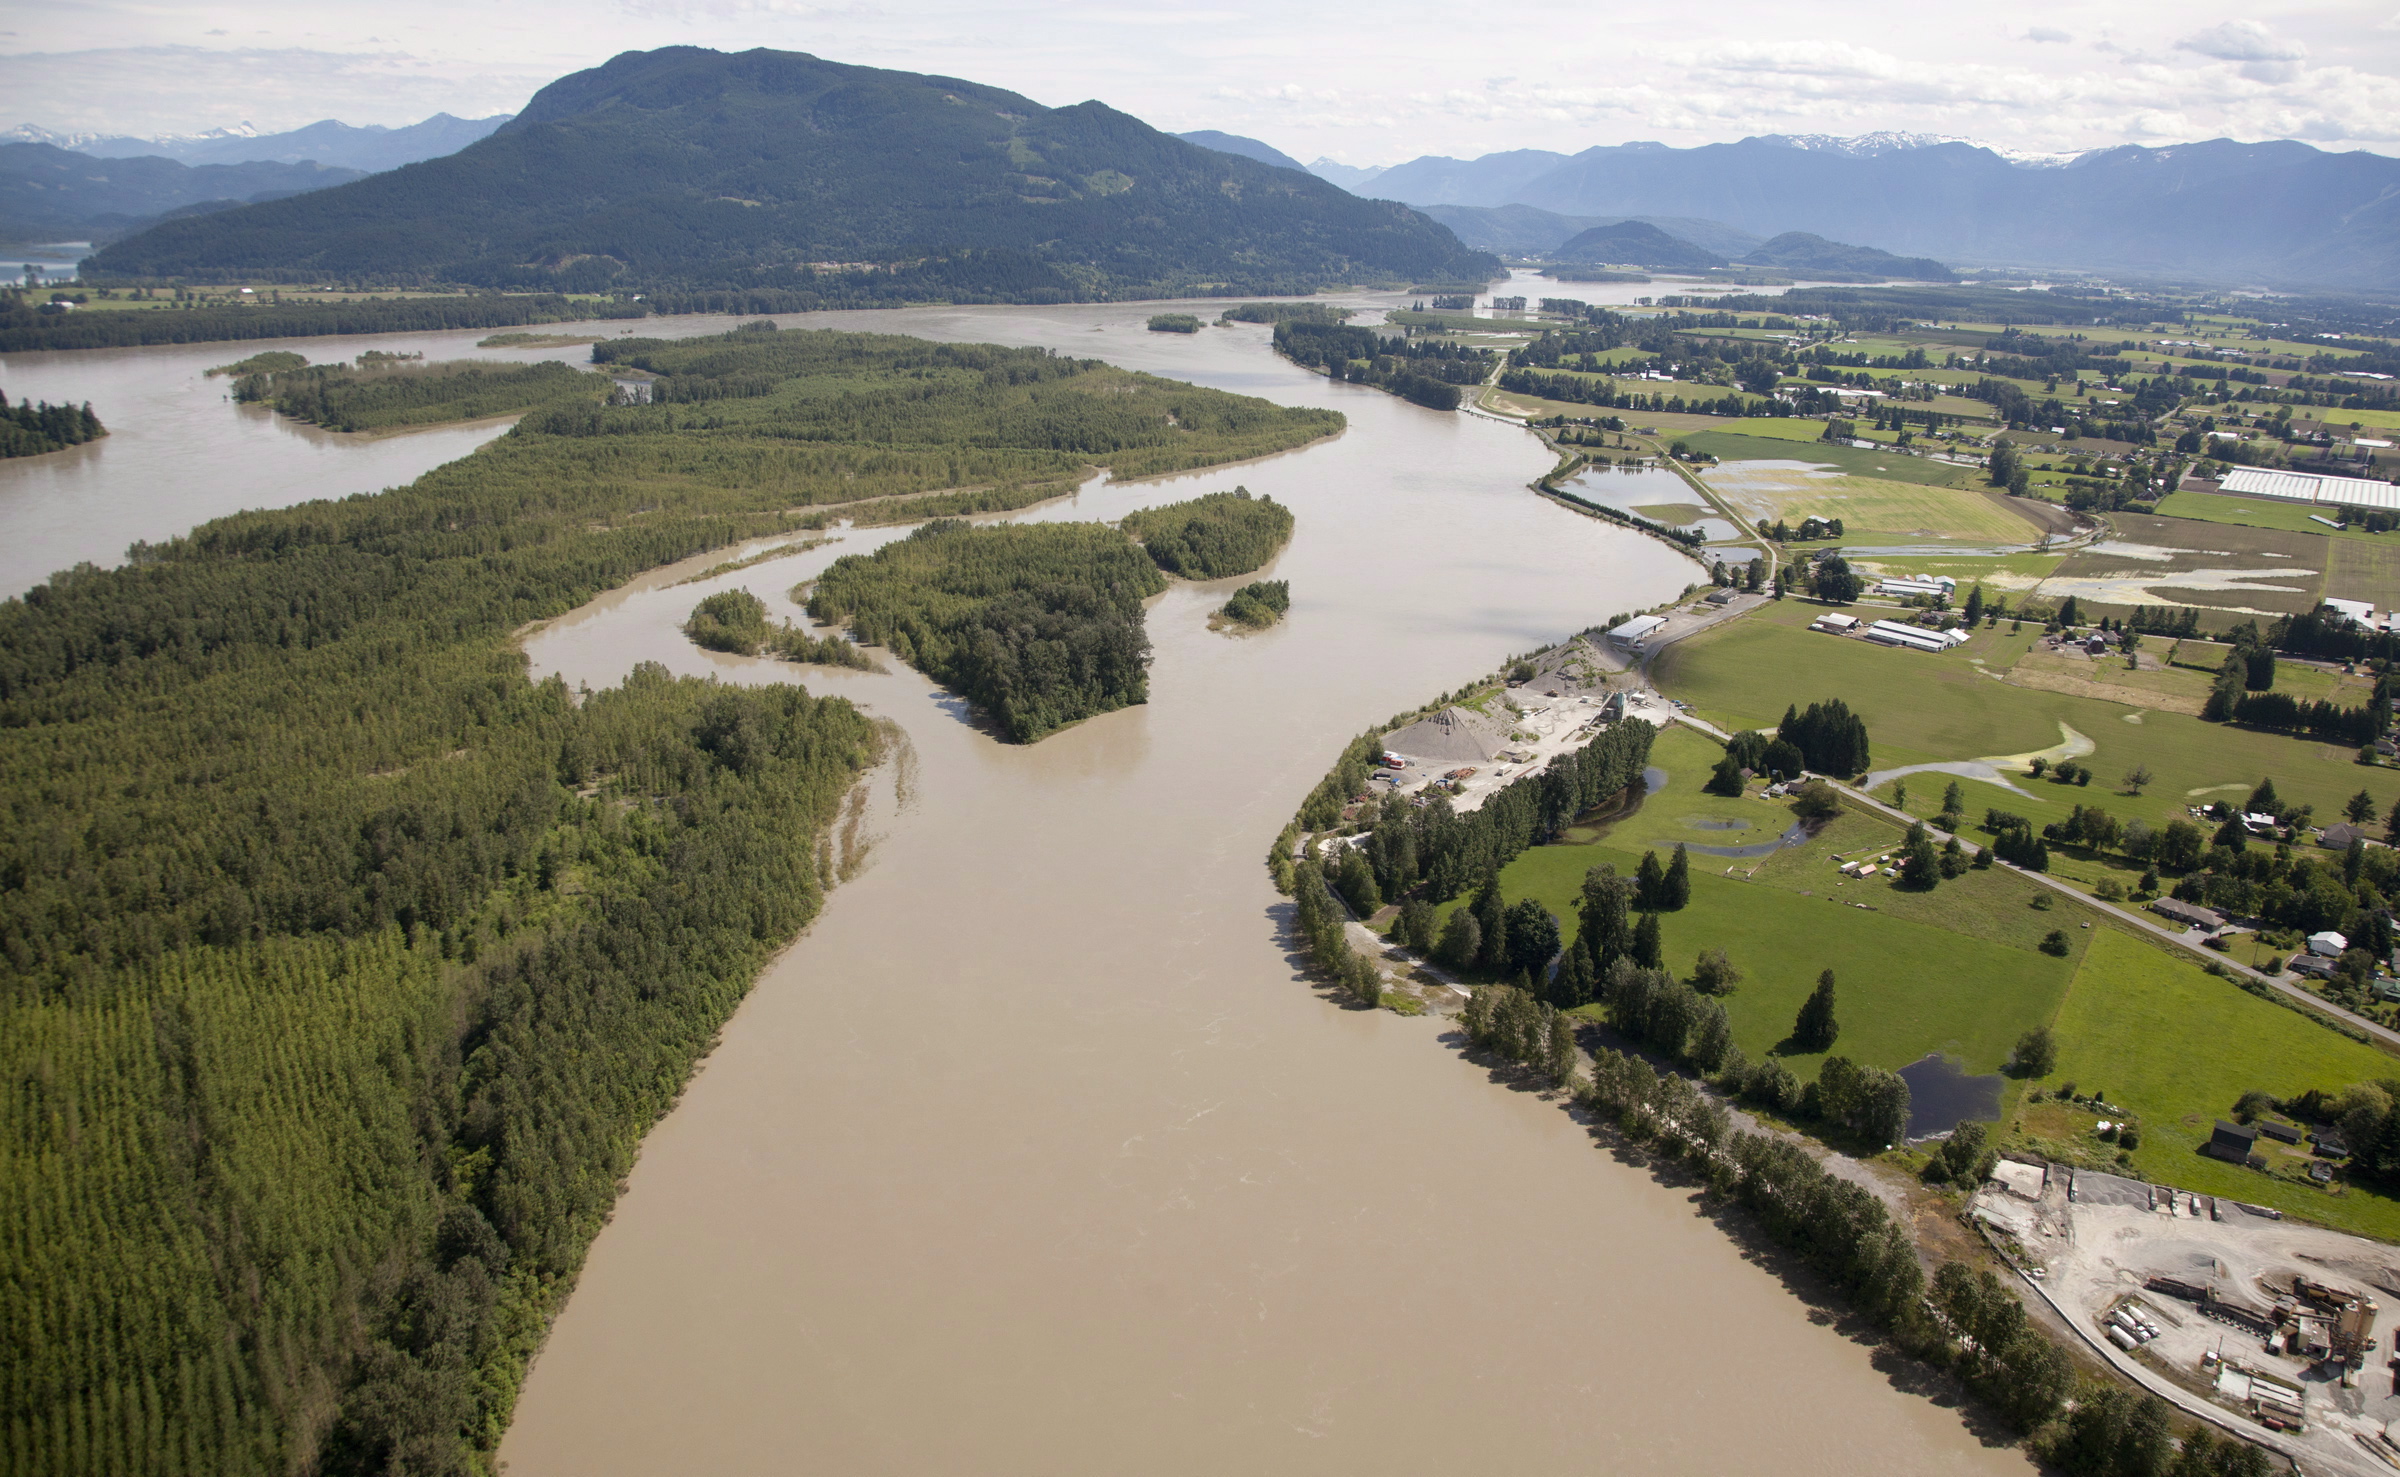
xmin=1648 ymin=599 xmax=2400 ymax=836
xmin=2039 ymin=930 xmax=2400 ymax=1239
xmin=1701 ymin=464 xmax=2052 ymax=545
xmin=1442 ymin=724 xmax=2084 ymax=1090
xmin=1684 ymin=432 xmax=1986 ymax=487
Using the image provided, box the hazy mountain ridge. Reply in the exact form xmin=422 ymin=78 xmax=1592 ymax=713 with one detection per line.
xmin=1420 ymin=203 xmax=1763 ymax=258
xmin=90 ymin=48 xmax=1497 ymax=297
xmin=1351 ymin=133 xmax=2400 ymax=289
xmin=70 ymin=113 xmax=514 ymax=172
xmin=1176 ymin=131 xmax=1307 ymax=173
xmin=0 ymin=143 xmax=365 ymax=242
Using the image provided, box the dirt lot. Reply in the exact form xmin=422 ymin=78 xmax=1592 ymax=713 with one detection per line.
xmin=1975 ymin=1163 xmax=2400 ymax=1473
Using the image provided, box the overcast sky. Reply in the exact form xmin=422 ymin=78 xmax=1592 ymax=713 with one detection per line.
xmin=7 ymin=2 xmax=2399 ymax=162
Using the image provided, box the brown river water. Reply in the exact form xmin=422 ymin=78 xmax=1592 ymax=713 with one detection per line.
xmin=3 ymin=284 xmax=2027 ymax=1474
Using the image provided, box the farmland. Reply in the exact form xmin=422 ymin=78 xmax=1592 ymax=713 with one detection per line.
xmin=2156 ymin=490 xmax=2400 ymax=545
xmin=1704 ymin=463 xmax=2052 ymax=546
xmin=1648 ymin=597 xmax=2400 ymax=836
xmin=1436 ymin=724 xmax=2083 ymax=1091
xmin=2037 ymin=930 xmax=2400 ymax=1239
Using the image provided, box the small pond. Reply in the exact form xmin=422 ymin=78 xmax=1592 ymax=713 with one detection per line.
xmin=1898 ymin=1054 xmax=2004 ymax=1139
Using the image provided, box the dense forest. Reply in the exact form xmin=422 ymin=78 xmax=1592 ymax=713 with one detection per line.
xmin=1119 ymin=487 xmax=1294 ymax=579
xmin=0 ymin=293 xmax=628 ymax=353
xmin=685 ymin=587 xmax=875 ymax=669
xmin=86 ymin=48 xmax=1497 ymax=297
xmin=0 ymin=389 xmax=104 ymax=457
xmin=232 ymin=358 xmax=611 ymax=432
xmin=0 ymin=323 xmax=1329 ymax=1473
xmin=805 ymin=520 xmax=1167 ymax=742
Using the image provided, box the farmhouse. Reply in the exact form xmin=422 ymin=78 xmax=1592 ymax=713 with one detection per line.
xmin=2149 ymin=897 xmax=2224 ymax=931
xmin=2203 ymin=1120 xmax=2261 ymax=1165
xmin=2319 ymin=822 xmax=2379 ymax=851
xmin=2309 ymin=930 xmax=2349 ymax=958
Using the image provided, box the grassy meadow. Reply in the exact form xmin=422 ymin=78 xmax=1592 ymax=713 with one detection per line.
xmin=2039 ymin=930 xmax=2400 ymax=1239
xmin=1649 ymin=598 xmax=2400 ymax=837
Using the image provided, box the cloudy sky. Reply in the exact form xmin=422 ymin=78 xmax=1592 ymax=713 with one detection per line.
xmin=6 ymin=1 xmax=2398 ymax=162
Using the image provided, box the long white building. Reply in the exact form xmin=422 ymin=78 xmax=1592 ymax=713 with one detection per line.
xmin=2218 ymin=467 xmax=2400 ymax=513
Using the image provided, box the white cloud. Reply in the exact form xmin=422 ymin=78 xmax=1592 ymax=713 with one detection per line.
xmin=2 ymin=3 xmax=2398 ymax=167
xmin=2175 ymin=20 xmax=2307 ymax=63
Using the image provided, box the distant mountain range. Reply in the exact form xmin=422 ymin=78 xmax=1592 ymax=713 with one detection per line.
xmin=1305 ymin=158 xmax=1387 ymax=192
xmin=1304 ymin=134 xmax=2400 ymax=291
xmin=1421 ymin=204 xmax=1764 ymax=259
xmin=5 ymin=114 xmax=511 ymax=174
xmin=1176 ymin=131 xmax=1306 ymax=173
xmin=90 ymin=48 xmax=1495 ymax=296
xmin=0 ymin=144 xmax=365 ymax=243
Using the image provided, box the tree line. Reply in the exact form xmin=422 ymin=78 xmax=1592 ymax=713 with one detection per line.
xmin=232 ymin=358 xmax=610 ymax=432
xmin=0 ymin=389 xmax=104 ymax=457
xmin=0 ymin=292 xmax=632 ymax=353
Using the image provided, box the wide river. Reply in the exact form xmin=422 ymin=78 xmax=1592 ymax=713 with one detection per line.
xmin=2 ymin=278 xmax=2027 ymax=1474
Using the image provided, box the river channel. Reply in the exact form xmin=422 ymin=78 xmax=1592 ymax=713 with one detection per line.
xmin=2 ymin=291 xmax=2027 ymax=1474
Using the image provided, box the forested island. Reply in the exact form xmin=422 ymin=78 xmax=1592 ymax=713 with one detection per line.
xmin=1271 ymin=319 xmax=1494 ymax=410
xmin=0 ymin=322 xmax=1336 ymax=1474
xmin=0 ymin=390 xmax=105 ymax=457
xmin=806 ymin=520 xmax=1165 ymax=742
xmin=231 ymin=355 xmax=612 ymax=432
xmin=1119 ymin=487 xmax=1293 ymax=578
xmin=685 ymin=587 xmax=877 ymax=668
xmin=1216 ymin=580 xmax=1290 ymax=630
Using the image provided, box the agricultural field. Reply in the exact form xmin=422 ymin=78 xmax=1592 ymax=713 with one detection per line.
xmin=1440 ymin=724 xmax=2084 ymax=1091
xmin=1851 ymin=550 xmax=2068 ymax=589
xmin=2036 ymin=512 xmax=2332 ymax=617
xmin=1648 ymin=598 xmax=2400 ymax=837
xmin=1701 ymin=463 xmax=2053 ymax=546
xmin=2035 ymin=930 xmax=2400 ymax=1240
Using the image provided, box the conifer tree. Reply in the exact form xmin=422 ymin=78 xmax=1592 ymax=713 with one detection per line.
xmin=1794 ymin=970 xmax=1839 ymax=1052
xmin=1631 ymin=910 xmax=1663 ymax=969
xmin=1635 ymin=849 xmax=1666 ymax=910
xmin=1662 ymin=843 xmax=1691 ymax=910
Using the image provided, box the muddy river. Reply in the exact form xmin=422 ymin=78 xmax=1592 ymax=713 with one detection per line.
xmin=3 ymin=295 xmax=2028 ymax=1473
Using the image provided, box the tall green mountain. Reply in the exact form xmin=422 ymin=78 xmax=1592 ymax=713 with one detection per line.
xmin=87 ymin=48 xmax=1496 ymax=299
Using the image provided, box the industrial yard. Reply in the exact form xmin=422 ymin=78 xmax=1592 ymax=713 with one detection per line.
xmin=1975 ymin=1161 xmax=2400 ymax=1473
